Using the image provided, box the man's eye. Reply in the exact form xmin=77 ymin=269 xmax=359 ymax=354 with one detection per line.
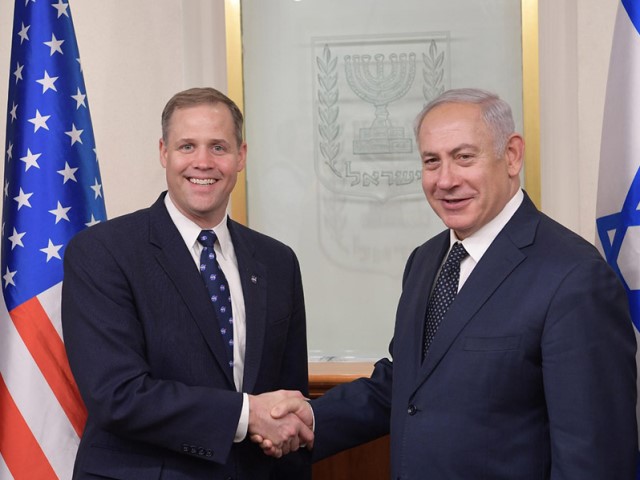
xmin=212 ymin=145 xmax=227 ymax=154
xmin=180 ymin=144 xmax=193 ymax=152
xmin=423 ymin=158 xmax=438 ymax=169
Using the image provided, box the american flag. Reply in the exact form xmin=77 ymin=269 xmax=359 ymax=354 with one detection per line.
xmin=0 ymin=1 xmax=107 ymax=478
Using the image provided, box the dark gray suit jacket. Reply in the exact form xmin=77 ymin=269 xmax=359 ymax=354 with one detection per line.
xmin=312 ymin=193 xmax=637 ymax=479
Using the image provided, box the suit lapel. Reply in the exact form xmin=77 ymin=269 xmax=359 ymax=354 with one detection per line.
xmin=404 ymin=234 xmax=450 ymax=370
xmin=416 ymin=195 xmax=539 ymax=388
xmin=228 ymin=220 xmax=267 ymax=393
xmin=148 ymin=195 xmax=235 ymax=387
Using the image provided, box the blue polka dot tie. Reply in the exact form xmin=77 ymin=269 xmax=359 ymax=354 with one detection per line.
xmin=198 ymin=230 xmax=234 ymax=370
xmin=423 ymin=242 xmax=468 ymax=359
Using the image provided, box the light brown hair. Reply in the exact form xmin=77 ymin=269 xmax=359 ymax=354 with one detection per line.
xmin=161 ymin=87 xmax=244 ymax=147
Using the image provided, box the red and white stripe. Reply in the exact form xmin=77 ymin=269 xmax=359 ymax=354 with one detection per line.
xmin=0 ymin=282 xmax=86 ymax=480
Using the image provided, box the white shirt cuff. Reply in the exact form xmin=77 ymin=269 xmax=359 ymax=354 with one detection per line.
xmin=234 ymin=393 xmax=250 ymax=442
xmin=309 ymin=400 xmax=315 ymax=432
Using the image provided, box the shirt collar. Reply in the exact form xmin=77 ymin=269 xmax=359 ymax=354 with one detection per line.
xmin=449 ymin=189 xmax=524 ymax=263
xmin=164 ymin=193 xmax=233 ymax=261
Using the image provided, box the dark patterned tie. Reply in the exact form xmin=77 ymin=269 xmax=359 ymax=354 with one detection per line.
xmin=198 ymin=230 xmax=234 ymax=369
xmin=423 ymin=242 xmax=468 ymax=358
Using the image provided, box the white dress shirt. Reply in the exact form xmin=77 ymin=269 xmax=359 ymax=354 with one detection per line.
xmin=450 ymin=189 xmax=524 ymax=290
xmin=164 ymin=195 xmax=249 ymax=442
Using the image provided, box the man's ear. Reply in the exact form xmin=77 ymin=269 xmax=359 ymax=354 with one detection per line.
xmin=159 ymin=138 xmax=167 ymax=168
xmin=504 ymin=133 xmax=524 ymax=178
xmin=236 ymin=142 xmax=247 ymax=172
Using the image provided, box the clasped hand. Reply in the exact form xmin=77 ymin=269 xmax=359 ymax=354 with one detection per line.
xmin=248 ymin=390 xmax=314 ymax=458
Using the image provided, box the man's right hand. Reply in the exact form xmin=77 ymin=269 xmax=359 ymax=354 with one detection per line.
xmin=247 ymin=391 xmax=313 ymax=458
xmin=250 ymin=396 xmax=314 ymax=457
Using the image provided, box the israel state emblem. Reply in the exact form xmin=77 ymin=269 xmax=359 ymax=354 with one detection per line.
xmin=312 ymin=33 xmax=451 ymax=275
xmin=313 ymin=33 xmax=450 ymax=201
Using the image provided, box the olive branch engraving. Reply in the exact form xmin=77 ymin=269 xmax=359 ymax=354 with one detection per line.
xmin=422 ymin=39 xmax=445 ymax=102
xmin=317 ymin=44 xmax=342 ymax=178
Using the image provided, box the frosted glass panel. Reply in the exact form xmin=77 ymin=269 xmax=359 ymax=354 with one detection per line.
xmin=241 ymin=0 xmax=523 ymax=360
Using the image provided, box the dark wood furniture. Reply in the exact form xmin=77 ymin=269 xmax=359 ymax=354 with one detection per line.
xmin=308 ymin=362 xmax=390 ymax=480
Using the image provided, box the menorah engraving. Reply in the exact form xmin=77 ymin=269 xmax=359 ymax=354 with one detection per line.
xmin=345 ymin=52 xmax=416 ymax=155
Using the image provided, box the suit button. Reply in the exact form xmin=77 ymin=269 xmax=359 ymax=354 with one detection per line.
xmin=407 ymin=404 xmax=417 ymax=415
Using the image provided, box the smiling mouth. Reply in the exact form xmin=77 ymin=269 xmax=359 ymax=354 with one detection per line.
xmin=189 ymin=178 xmax=216 ymax=185
xmin=440 ymin=197 xmax=472 ymax=209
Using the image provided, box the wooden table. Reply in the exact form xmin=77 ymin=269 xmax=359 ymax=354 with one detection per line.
xmin=308 ymin=362 xmax=390 ymax=480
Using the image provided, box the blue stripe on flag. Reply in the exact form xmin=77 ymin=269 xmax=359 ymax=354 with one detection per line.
xmin=622 ymin=0 xmax=640 ymax=34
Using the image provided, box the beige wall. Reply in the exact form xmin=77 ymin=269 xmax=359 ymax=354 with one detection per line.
xmin=539 ymin=0 xmax=617 ymax=241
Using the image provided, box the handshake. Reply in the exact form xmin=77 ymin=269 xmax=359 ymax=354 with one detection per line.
xmin=248 ymin=390 xmax=314 ymax=458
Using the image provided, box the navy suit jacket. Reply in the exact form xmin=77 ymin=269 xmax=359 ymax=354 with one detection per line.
xmin=312 ymin=193 xmax=637 ymax=479
xmin=62 ymin=193 xmax=310 ymax=480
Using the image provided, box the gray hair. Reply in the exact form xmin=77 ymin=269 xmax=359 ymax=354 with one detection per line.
xmin=414 ymin=88 xmax=516 ymax=154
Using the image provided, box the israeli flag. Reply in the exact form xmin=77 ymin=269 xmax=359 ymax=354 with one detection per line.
xmin=596 ymin=0 xmax=640 ymax=475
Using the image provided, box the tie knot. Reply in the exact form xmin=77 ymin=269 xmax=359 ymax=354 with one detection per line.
xmin=198 ymin=230 xmax=217 ymax=249
xmin=447 ymin=242 xmax=468 ymax=265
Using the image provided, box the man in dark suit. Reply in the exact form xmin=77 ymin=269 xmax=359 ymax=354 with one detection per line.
xmin=62 ymin=87 xmax=312 ymax=479
xmin=264 ymin=88 xmax=638 ymax=478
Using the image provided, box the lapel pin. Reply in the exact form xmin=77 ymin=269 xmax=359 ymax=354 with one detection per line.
xmin=251 ymin=275 xmax=258 ymax=284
